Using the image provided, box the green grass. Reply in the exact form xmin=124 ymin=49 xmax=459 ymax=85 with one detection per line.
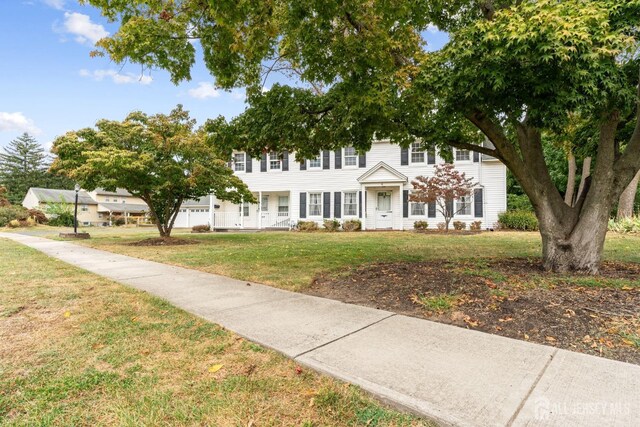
xmin=412 ymin=294 xmax=460 ymax=312
xmin=78 ymin=230 xmax=640 ymax=291
xmin=0 ymin=238 xmax=431 ymax=427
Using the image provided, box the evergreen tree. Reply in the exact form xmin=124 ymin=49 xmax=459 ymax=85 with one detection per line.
xmin=0 ymin=133 xmax=73 ymax=204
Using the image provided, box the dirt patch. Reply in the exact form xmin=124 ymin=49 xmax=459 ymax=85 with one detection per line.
xmin=306 ymin=258 xmax=640 ymax=365
xmin=127 ymin=237 xmax=197 ymax=246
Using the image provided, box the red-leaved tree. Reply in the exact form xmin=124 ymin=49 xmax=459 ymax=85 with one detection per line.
xmin=410 ymin=164 xmax=475 ymax=231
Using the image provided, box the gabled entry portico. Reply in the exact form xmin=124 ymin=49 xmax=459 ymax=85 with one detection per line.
xmin=357 ymin=162 xmax=408 ymax=230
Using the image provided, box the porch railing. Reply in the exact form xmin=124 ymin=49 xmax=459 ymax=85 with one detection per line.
xmin=260 ymin=212 xmax=290 ymax=228
xmin=212 ymin=212 xmax=243 ymax=229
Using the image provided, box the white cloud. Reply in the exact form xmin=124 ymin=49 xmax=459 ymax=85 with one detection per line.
xmin=63 ymin=12 xmax=109 ymax=45
xmin=426 ymin=24 xmax=439 ymax=33
xmin=79 ymin=69 xmax=153 ymax=85
xmin=0 ymin=112 xmax=42 ymax=135
xmin=43 ymin=0 xmax=65 ymax=10
xmin=188 ymin=82 xmax=221 ymax=99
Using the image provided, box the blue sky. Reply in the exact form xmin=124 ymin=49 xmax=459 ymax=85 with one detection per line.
xmin=0 ymin=0 xmax=448 ymax=151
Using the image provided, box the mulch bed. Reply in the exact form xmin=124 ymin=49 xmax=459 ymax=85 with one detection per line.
xmin=306 ymin=258 xmax=640 ymax=365
xmin=127 ymin=237 xmax=198 ymax=246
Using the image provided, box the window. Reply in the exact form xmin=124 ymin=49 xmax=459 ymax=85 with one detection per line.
xmin=455 ymin=149 xmax=471 ymax=161
xmin=98 ymin=213 xmax=103 ymax=219
xmin=309 ymin=193 xmax=322 ymax=216
xmin=344 ymin=147 xmax=357 ymax=166
xmin=309 ymin=154 xmax=321 ymax=169
xmin=239 ymin=203 xmax=250 ymax=216
xmin=278 ymin=196 xmax=289 ymax=216
xmin=113 ymin=198 xmax=118 ymax=203
xmin=105 ymin=197 xmax=110 ymax=202
xmin=343 ymin=192 xmax=358 ymax=216
xmin=261 ymin=195 xmax=269 ymax=212
xmin=234 ymin=153 xmax=245 ymax=172
xmin=457 ymin=196 xmax=472 ymax=215
xmin=411 ymin=202 xmax=425 ymax=216
xmin=269 ymin=152 xmax=281 ymax=170
xmin=81 ymin=205 xmax=89 ymax=212
xmin=411 ymin=142 xmax=425 ymax=163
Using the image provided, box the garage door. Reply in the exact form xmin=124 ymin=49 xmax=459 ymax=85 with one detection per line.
xmin=174 ymin=208 xmax=210 ymax=228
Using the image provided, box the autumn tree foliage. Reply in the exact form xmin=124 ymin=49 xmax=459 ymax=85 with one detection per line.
xmin=410 ymin=164 xmax=474 ymax=231
xmin=51 ymin=106 xmax=254 ymax=237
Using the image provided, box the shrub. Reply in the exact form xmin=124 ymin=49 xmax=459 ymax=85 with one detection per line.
xmin=191 ymin=224 xmax=210 ymax=233
xmin=46 ymin=202 xmax=75 ymax=227
xmin=297 ymin=220 xmax=319 ymax=232
xmin=323 ymin=219 xmax=341 ymax=232
xmin=0 ymin=205 xmax=29 ymax=227
xmin=507 ymin=194 xmax=534 ymax=212
xmin=608 ymin=216 xmax=640 ymax=234
xmin=470 ymin=220 xmax=482 ymax=231
xmin=413 ymin=220 xmax=429 ymax=231
xmin=436 ymin=222 xmax=446 ymax=231
xmin=8 ymin=219 xmax=21 ymax=228
xmin=28 ymin=209 xmax=48 ymax=224
xmin=113 ymin=216 xmax=126 ymax=226
xmin=453 ymin=221 xmax=466 ymax=231
xmin=342 ymin=219 xmax=361 ymax=232
xmin=498 ymin=210 xmax=539 ymax=231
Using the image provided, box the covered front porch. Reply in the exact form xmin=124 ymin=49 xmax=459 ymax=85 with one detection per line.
xmin=358 ymin=162 xmax=408 ymax=231
xmin=212 ymin=191 xmax=291 ymax=230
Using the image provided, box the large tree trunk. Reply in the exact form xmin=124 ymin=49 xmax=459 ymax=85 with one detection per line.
xmin=537 ymin=197 xmax=611 ymax=274
xmin=617 ymin=170 xmax=640 ymax=219
xmin=564 ymin=152 xmax=576 ymax=205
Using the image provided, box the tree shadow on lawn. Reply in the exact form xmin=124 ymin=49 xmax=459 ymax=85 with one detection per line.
xmin=307 ymin=258 xmax=640 ymax=365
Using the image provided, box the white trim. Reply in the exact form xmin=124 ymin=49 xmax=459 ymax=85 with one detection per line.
xmin=357 ymin=161 xmax=408 ymax=183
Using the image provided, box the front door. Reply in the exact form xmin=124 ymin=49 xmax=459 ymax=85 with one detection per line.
xmin=375 ymin=191 xmax=393 ymax=229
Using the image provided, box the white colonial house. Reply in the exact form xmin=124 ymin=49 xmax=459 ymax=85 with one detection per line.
xmin=174 ymin=140 xmax=507 ymax=230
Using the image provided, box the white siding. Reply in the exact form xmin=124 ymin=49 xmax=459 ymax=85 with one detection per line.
xmin=213 ymin=141 xmax=507 ymax=230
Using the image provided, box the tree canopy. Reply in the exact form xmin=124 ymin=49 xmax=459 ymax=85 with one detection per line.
xmin=84 ymin=0 xmax=640 ymax=272
xmin=51 ymin=105 xmax=254 ymax=237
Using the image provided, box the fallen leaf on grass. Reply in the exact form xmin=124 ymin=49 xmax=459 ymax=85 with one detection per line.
xmin=208 ymin=364 xmax=224 ymax=373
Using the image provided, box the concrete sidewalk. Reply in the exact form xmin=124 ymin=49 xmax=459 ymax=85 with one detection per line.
xmin=2 ymin=232 xmax=639 ymax=426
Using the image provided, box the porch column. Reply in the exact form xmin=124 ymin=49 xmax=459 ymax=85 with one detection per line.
xmin=258 ymin=191 xmax=262 ymax=229
xmin=240 ymin=198 xmax=244 ymax=228
xmin=209 ymin=194 xmax=214 ymax=231
xmin=361 ymin=184 xmax=366 ymax=231
xmin=399 ymin=184 xmax=404 ymax=231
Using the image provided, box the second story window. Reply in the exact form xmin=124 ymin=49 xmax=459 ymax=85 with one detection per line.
xmin=411 ymin=142 xmax=425 ymax=163
xmin=234 ymin=153 xmax=245 ymax=172
xmin=309 ymin=154 xmax=321 ymax=169
xmin=269 ymin=152 xmax=281 ymax=170
xmin=344 ymin=147 xmax=357 ymax=166
xmin=455 ymin=149 xmax=471 ymax=162
xmin=81 ymin=205 xmax=89 ymax=212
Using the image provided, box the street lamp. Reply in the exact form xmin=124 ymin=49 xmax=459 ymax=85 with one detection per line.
xmin=74 ymin=183 xmax=80 ymax=234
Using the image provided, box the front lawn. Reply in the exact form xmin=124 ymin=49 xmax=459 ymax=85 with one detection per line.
xmin=0 ymin=238 xmax=429 ymax=426
xmin=78 ymin=230 xmax=640 ymax=365
xmin=80 ymin=230 xmax=640 ymax=291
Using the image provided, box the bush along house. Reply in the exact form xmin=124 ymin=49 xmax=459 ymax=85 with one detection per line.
xmin=177 ymin=140 xmax=507 ymax=231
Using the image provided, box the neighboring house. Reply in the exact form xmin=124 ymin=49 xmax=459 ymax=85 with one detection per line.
xmin=175 ymin=140 xmax=506 ymax=230
xmin=22 ymin=187 xmax=149 ymax=226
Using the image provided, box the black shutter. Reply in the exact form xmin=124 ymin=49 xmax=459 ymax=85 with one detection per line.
xmin=427 ymin=150 xmax=436 ymax=165
xmin=246 ymin=154 xmax=252 ymax=173
xmin=334 ymin=150 xmax=342 ymax=169
xmin=322 ymin=150 xmax=330 ymax=169
xmin=473 ymin=151 xmax=480 ymax=162
xmin=474 ymin=188 xmax=483 ymax=218
xmin=299 ymin=192 xmax=307 ymax=218
xmin=359 ymin=153 xmax=366 ymax=168
xmin=282 ymin=151 xmax=289 ymax=171
xmin=358 ymin=191 xmax=363 ymax=218
xmin=334 ymin=192 xmax=341 ymax=218
xmin=428 ymin=202 xmax=436 ymax=218
xmin=323 ymin=192 xmax=331 ymax=218
xmin=403 ymin=190 xmax=409 ymax=218
xmin=300 ymin=160 xmax=307 ymax=170
xmin=261 ymin=154 xmax=267 ymax=172
xmin=400 ymin=147 xmax=409 ymax=165
xmin=446 ymin=199 xmax=454 ymax=216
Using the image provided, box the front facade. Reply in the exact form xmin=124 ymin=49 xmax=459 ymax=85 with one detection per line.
xmin=202 ymin=141 xmax=507 ymax=231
